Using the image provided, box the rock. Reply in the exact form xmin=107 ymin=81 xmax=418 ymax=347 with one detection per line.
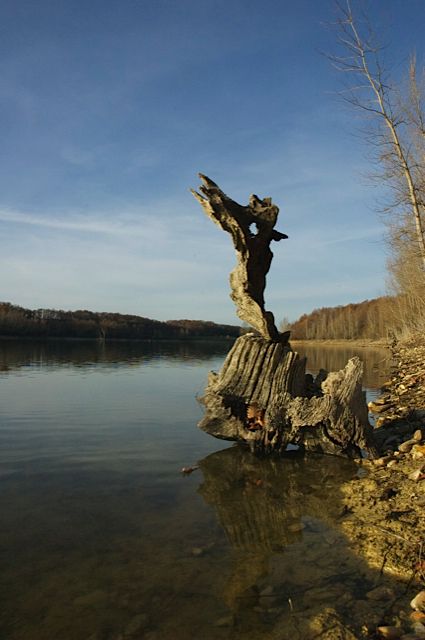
xmin=123 ymin=614 xmax=149 ymax=637
xmin=259 ymin=584 xmax=278 ymax=607
xmin=369 ymin=402 xmax=392 ymax=413
xmin=377 ymin=417 xmax=390 ymax=428
xmin=413 ymin=430 xmax=423 ymax=442
xmin=366 ymin=586 xmax=395 ymax=601
xmin=287 ymin=522 xmax=305 ymax=533
xmin=409 ymin=469 xmax=425 ymax=482
xmin=399 ymin=440 xmax=416 ymax=453
xmin=191 ymin=547 xmax=203 ymax=556
xmin=411 ymin=622 xmax=425 ymax=637
xmin=376 ymin=626 xmax=404 ymax=639
xmin=215 ymin=615 xmax=233 ymax=627
xmin=387 ymin=460 xmax=398 ymax=468
xmin=73 ymin=590 xmax=108 ymax=607
xmin=411 ymin=613 xmax=425 ymax=623
xmin=375 ymin=456 xmax=392 ymax=466
xmin=412 ymin=445 xmax=425 ymax=458
xmin=411 ymin=591 xmax=425 ymax=612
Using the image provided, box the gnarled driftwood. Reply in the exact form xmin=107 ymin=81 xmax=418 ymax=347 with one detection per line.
xmin=191 ymin=174 xmax=287 ymax=341
xmin=192 ymin=176 xmax=377 ymax=458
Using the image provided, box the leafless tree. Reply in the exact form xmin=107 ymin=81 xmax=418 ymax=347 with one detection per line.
xmin=328 ymin=1 xmax=425 ymax=270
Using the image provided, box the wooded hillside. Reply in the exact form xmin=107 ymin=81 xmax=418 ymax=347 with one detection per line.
xmin=0 ymin=303 xmax=241 ymax=341
xmin=286 ymin=297 xmax=398 ymax=340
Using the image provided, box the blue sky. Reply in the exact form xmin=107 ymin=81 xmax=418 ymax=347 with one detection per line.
xmin=1 ymin=0 xmax=424 ymax=324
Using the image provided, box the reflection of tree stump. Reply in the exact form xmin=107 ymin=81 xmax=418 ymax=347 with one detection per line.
xmin=198 ymin=447 xmax=356 ymax=551
xmin=199 ymin=334 xmax=378 ymax=458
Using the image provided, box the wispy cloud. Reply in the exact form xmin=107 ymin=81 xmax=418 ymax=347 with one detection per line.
xmin=0 ymin=207 xmax=167 ymax=239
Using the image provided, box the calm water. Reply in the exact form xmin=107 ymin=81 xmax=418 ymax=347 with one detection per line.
xmin=0 ymin=340 xmax=392 ymax=640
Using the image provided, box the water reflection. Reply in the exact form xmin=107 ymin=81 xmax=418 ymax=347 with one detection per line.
xmin=196 ymin=447 xmax=410 ymax=638
xmin=198 ymin=447 xmax=356 ymax=617
xmin=199 ymin=447 xmax=355 ymax=552
xmin=0 ymin=338 xmax=234 ymax=373
xmin=0 ymin=339 xmax=402 ymax=640
xmin=294 ymin=343 xmax=390 ymax=389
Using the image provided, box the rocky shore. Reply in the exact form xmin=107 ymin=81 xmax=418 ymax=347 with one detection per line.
xmin=338 ymin=335 xmax=425 ymax=639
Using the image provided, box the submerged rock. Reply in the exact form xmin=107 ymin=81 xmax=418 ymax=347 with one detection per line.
xmin=377 ymin=626 xmax=404 ymax=639
xmin=366 ymin=586 xmax=395 ymax=601
xmin=123 ymin=613 xmax=149 ymax=637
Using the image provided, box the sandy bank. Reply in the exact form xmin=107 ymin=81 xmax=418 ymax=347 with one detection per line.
xmin=336 ymin=334 xmax=425 ymax=638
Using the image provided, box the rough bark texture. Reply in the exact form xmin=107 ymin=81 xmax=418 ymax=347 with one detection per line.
xmin=199 ymin=334 xmax=378 ymax=458
xmin=191 ymin=174 xmax=287 ymax=341
xmin=192 ymin=175 xmax=376 ymax=458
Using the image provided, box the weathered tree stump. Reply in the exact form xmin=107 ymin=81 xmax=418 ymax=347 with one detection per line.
xmin=199 ymin=333 xmax=377 ymax=458
xmin=192 ymin=175 xmax=378 ymax=458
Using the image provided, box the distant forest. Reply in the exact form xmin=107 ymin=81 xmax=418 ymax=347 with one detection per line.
xmin=0 ymin=296 xmax=408 ymax=342
xmin=285 ymin=296 xmax=399 ymax=340
xmin=0 ymin=303 xmax=241 ymax=341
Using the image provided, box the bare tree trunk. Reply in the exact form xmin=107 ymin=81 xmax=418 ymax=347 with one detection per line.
xmin=329 ymin=1 xmax=425 ymax=269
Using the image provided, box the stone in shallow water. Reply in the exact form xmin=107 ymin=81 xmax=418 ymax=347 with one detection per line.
xmin=287 ymin=522 xmax=305 ymax=533
xmin=376 ymin=626 xmax=404 ymax=639
xmin=259 ymin=585 xmax=274 ymax=597
xmin=215 ymin=615 xmax=233 ymax=627
xmin=123 ymin=613 xmax=149 ymax=637
xmin=366 ymin=586 xmax=395 ymax=601
xmin=73 ymin=589 xmax=108 ymax=607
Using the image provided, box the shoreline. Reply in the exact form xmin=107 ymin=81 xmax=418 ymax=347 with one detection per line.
xmin=336 ymin=334 xmax=425 ymax=637
xmin=291 ymin=338 xmax=390 ymax=348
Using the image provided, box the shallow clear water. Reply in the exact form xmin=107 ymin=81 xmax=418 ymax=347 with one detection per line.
xmin=0 ymin=340 xmax=392 ymax=640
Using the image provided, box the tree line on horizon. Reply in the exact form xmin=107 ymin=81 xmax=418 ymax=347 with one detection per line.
xmin=0 ymin=297 xmax=407 ymax=343
xmin=0 ymin=302 xmax=241 ymax=341
xmin=283 ymin=296 xmax=399 ymax=341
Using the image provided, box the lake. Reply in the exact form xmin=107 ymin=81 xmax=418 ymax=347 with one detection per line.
xmin=0 ymin=339 xmax=393 ymax=640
